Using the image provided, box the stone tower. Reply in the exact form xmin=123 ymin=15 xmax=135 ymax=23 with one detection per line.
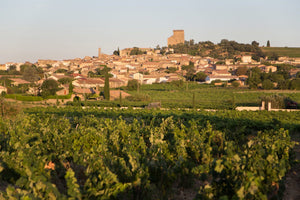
xmin=168 ymin=30 xmax=184 ymax=46
xmin=98 ymin=48 xmax=101 ymax=58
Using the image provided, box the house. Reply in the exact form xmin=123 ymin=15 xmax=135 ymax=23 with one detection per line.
xmin=142 ymin=62 xmax=159 ymax=72
xmin=72 ymin=87 xmax=96 ymax=100
xmin=9 ymin=78 xmax=31 ymax=86
xmin=109 ymin=78 xmax=126 ymax=88
xmin=215 ymin=65 xmax=228 ymax=70
xmin=241 ymin=55 xmax=252 ymax=64
xmin=205 ymin=75 xmax=238 ymax=83
xmin=142 ymin=75 xmax=158 ymax=84
xmin=165 ymin=73 xmax=182 ymax=82
xmin=73 ymin=87 xmax=95 ymax=95
xmin=160 ymin=61 xmax=177 ymax=69
xmin=212 ymin=70 xmax=231 ymax=76
xmin=0 ymin=86 xmax=7 ymax=94
xmin=5 ymin=62 xmax=15 ymax=70
xmin=265 ymin=65 xmax=277 ymax=73
xmin=0 ymin=64 xmax=6 ymax=71
xmin=259 ymin=65 xmax=277 ymax=73
xmin=48 ymin=74 xmax=71 ymax=81
xmin=56 ymin=85 xmax=70 ymax=95
xmin=72 ymin=78 xmax=104 ymax=89
xmin=109 ymin=90 xmax=131 ymax=100
xmin=131 ymin=73 xmax=143 ymax=81
xmin=225 ymin=59 xmax=234 ymax=65
xmin=293 ymin=58 xmax=300 ymax=64
xmin=290 ymin=68 xmax=300 ymax=78
xmin=120 ymin=48 xmax=132 ymax=57
xmin=157 ymin=76 xmax=168 ymax=83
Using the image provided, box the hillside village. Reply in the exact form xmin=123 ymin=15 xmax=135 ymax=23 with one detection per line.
xmin=0 ymin=30 xmax=300 ymax=101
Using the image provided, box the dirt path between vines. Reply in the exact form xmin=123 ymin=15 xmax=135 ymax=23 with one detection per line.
xmin=283 ymin=134 xmax=300 ymax=200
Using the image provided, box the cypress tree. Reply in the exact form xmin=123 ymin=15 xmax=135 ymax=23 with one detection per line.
xmin=267 ymin=40 xmax=270 ymax=47
xmin=119 ymin=91 xmax=122 ymax=106
xmin=104 ymin=66 xmax=110 ymax=100
xmin=69 ymin=82 xmax=74 ymax=94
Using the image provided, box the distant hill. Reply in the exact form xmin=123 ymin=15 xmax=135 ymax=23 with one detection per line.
xmin=167 ymin=39 xmax=264 ymax=60
xmin=261 ymin=47 xmax=300 ymax=58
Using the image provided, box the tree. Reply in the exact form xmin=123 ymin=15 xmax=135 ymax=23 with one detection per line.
xmin=182 ymin=62 xmax=195 ymax=81
xmin=267 ymin=40 xmax=270 ymax=47
xmin=277 ymin=80 xmax=290 ymax=90
xmin=69 ymin=82 xmax=74 ymax=94
xmin=194 ymin=72 xmax=207 ymax=82
xmin=55 ymin=69 xmax=68 ymax=74
xmin=103 ymin=66 xmax=110 ymax=100
xmin=268 ymin=52 xmax=279 ymax=61
xmin=289 ymin=78 xmax=300 ymax=90
xmin=270 ymin=73 xmax=284 ymax=83
xmin=165 ymin=67 xmax=177 ymax=74
xmin=231 ymin=81 xmax=240 ymax=88
xmin=252 ymin=54 xmax=260 ymax=62
xmin=181 ymin=62 xmax=194 ymax=71
xmin=186 ymin=69 xmax=196 ymax=81
xmin=23 ymin=65 xmax=41 ymax=82
xmin=8 ymin=65 xmax=17 ymax=71
xmin=41 ymin=79 xmax=59 ymax=97
xmin=247 ymin=67 xmax=262 ymax=89
xmin=119 ymin=91 xmax=122 ymax=106
xmin=235 ymin=66 xmax=248 ymax=76
xmin=130 ymin=47 xmax=145 ymax=55
xmin=127 ymin=79 xmax=140 ymax=91
xmin=58 ymin=77 xmax=73 ymax=85
xmin=46 ymin=64 xmax=53 ymax=69
xmin=251 ymin=41 xmax=259 ymax=47
xmin=88 ymin=67 xmax=113 ymax=78
xmin=262 ymin=79 xmax=274 ymax=90
xmin=113 ymin=47 xmax=120 ymax=56
xmin=276 ymin=64 xmax=292 ymax=79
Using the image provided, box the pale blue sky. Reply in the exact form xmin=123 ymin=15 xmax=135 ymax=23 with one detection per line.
xmin=0 ymin=0 xmax=299 ymax=63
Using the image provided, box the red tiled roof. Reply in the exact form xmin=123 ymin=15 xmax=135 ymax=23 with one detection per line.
xmin=9 ymin=78 xmax=30 ymax=84
xmin=76 ymin=78 xmax=104 ymax=84
xmin=73 ymin=87 xmax=95 ymax=94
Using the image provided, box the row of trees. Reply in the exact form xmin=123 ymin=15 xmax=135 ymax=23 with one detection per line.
xmin=180 ymin=62 xmax=207 ymax=82
xmin=1 ymin=64 xmax=44 ymax=82
xmin=180 ymin=61 xmax=299 ymax=90
xmin=246 ymin=66 xmax=300 ymax=90
xmin=168 ymin=39 xmax=268 ymax=60
xmin=88 ymin=66 xmax=113 ymax=78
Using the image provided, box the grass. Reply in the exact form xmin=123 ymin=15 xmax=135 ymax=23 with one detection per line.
xmin=261 ymin=47 xmax=300 ymax=58
xmin=5 ymin=94 xmax=43 ymax=101
xmin=5 ymin=93 xmax=72 ymax=101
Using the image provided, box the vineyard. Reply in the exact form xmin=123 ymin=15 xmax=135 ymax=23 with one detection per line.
xmin=65 ymin=83 xmax=300 ymax=110
xmin=0 ymin=107 xmax=299 ymax=199
xmin=261 ymin=47 xmax=300 ymax=58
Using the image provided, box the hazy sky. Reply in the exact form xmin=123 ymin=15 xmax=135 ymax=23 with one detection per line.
xmin=0 ymin=0 xmax=299 ymax=63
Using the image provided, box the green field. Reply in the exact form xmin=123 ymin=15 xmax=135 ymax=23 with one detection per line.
xmin=64 ymin=83 xmax=300 ymax=109
xmin=261 ymin=47 xmax=300 ymax=57
xmin=126 ymin=83 xmax=300 ymax=109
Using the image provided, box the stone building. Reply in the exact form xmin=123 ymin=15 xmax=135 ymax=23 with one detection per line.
xmin=168 ymin=30 xmax=184 ymax=46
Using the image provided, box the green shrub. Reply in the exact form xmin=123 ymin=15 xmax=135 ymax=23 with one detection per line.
xmin=5 ymin=94 xmax=43 ymax=101
xmin=46 ymin=93 xmax=72 ymax=99
xmin=126 ymin=94 xmax=151 ymax=101
xmin=260 ymin=94 xmax=298 ymax=109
